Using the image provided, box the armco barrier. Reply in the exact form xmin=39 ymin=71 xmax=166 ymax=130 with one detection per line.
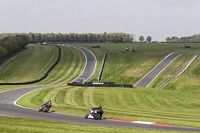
xmin=67 ymin=82 xmax=133 ymax=88
xmin=98 ymin=53 xmax=107 ymax=82
xmin=0 ymin=45 xmax=61 ymax=85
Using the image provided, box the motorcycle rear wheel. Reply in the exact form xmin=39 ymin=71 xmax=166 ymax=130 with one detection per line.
xmin=94 ymin=113 xmax=101 ymax=120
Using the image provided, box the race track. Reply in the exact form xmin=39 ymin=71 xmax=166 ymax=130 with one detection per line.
xmin=0 ymin=47 xmax=200 ymax=132
xmin=72 ymin=46 xmax=97 ymax=82
xmin=134 ymin=51 xmax=187 ymax=87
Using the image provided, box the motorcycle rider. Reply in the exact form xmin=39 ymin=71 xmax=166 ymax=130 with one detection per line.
xmin=40 ymin=100 xmax=52 ymax=112
xmin=85 ymin=106 xmax=104 ymax=119
xmin=92 ymin=106 xmax=102 ymax=111
xmin=91 ymin=106 xmax=103 ymax=117
xmin=44 ymin=100 xmax=52 ymax=107
xmin=47 ymin=100 xmax=52 ymax=105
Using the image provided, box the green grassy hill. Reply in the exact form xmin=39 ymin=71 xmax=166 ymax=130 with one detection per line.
xmin=37 ymin=45 xmax=85 ymax=85
xmin=0 ymin=44 xmax=85 ymax=85
xmin=0 ymin=44 xmax=57 ymax=83
xmin=1 ymin=43 xmax=200 ymax=132
xmin=163 ymin=55 xmax=200 ymax=92
xmin=82 ymin=43 xmax=200 ymax=87
xmin=18 ymin=85 xmax=200 ymax=128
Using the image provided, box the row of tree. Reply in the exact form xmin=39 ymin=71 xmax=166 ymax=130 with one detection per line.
xmin=138 ymin=34 xmax=200 ymax=43
xmin=0 ymin=35 xmax=28 ymax=60
xmin=166 ymin=34 xmax=200 ymax=43
xmin=165 ymin=36 xmax=180 ymax=42
xmin=0 ymin=33 xmax=134 ymax=43
xmin=138 ymin=36 xmax=152 ymax=43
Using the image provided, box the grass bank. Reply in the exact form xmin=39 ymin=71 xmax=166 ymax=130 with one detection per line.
xmin=0 ymin=44 xmax=85 ymax=86
xmin=0 ymin=44 xmax=57 ymax=83
xmin=17 ymin=85 xmax=200 ymax=128
xmin=163 ymin=55 xmax=200 ymax=92
xmin=36 ymin=45 xmax=85 ymax=85
xmin=149 ymin=53 xmax=195 ymax=89
xmin=2 ymin=43 xmax=200 ymax=132
xmin=0 ymin=115 xmax=186 ymax=133
xmin=79 ymin=43 xmax=200 ymax=85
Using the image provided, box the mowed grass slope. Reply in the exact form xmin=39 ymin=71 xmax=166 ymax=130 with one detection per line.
xmin=2 ymin=43 xmax=200 ymax=132
xmin=36 ymin=45 xmax=85 ymax=85
xmin=0 ymin=44 xmax=85 ymax=93
xmin=163 ymin=55 xmax=200 ymax=92
xmin=16 ymin=43 xmax=200 ymax=129
xmin=0 ymin=44 xmax=85 ymax=85
xmin=149 ymin=53 xmax=195 ymax=89
xmin=17 ymin=85 xmax=200 ymax=128
xmin=0 ymin=44 xmax=57 ymax=83
xmin=80 ymin=43 xmax=200 ymax=85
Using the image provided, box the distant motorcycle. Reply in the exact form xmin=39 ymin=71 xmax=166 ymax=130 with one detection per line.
xmin=39 ymin=102 xmax=52 ymax=112
xmin=85 ymin=106 xmax=104 ymax=120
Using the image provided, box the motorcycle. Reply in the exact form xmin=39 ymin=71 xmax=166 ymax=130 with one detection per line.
xmin=85 ymin=107 xmax=104 ymax=120
xmin=39 ymin=103 xmax=52 ymax=112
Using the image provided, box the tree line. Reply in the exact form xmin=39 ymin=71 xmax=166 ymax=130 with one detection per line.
xmin=138 ymin=34 xmax=200 ymax=43
xmin=0 ymin=32 xmax=134 ymax=44
xmin=166 ymin=34 xmax=200 ymax=43
xmin=0 ymin=35 xmax=28 ymax=60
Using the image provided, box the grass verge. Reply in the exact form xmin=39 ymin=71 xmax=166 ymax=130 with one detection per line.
xmin=149 ymin=53 xmax=195 ymax=89
xmin=0 ymin=115 xmax=188 ymax=133
xmin=17 ymin=85 xmax=200 ymax=128
xmin=163 ymin=55 xmax=200 ymax=92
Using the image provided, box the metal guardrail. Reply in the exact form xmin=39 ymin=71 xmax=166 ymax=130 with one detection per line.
xmin=98 ymin=53 xmax=107 ymax=82
xmin=67 ymin=82 xmax=133 ymax=88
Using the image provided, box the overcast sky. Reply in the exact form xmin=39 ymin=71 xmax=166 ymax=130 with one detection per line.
xmin=0 ymin=0 xmax=200 ymax=41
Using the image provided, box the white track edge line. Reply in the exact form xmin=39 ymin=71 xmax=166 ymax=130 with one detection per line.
xmin=178 ymin=55 xmax=197 ymax=76
xmin=0 ymin=113 xmax=14 ymax=117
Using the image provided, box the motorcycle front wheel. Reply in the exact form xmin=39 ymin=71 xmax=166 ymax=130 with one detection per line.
xmin=85 ymin=114 xmax=89 ymax=119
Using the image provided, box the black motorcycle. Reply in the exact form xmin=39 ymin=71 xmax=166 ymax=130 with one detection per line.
xmin=85 ymin=106 xmax=104 ymax=120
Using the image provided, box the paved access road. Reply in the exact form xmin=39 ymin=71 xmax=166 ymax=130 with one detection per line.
xmin=0 ymin=47 xmax=200 ymax=132
xmin=134 ymin=51 xmax=187 ymax=87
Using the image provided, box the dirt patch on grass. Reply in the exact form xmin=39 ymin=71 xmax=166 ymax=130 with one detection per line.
xmin=125 ymin=61 xmax=154 ymax=77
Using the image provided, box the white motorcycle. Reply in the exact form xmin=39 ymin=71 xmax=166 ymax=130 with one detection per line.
xmin=85 ymin=107 xmax=104 ymax=120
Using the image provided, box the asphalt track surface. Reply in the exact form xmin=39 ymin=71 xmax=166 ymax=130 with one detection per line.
xmin=134 ymin=51 xmax=187 ymax=87
xmin=72 ymin=46 xmax=97 ymax=82
xmin=0 ymin=47 xmax=200 ymax=132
